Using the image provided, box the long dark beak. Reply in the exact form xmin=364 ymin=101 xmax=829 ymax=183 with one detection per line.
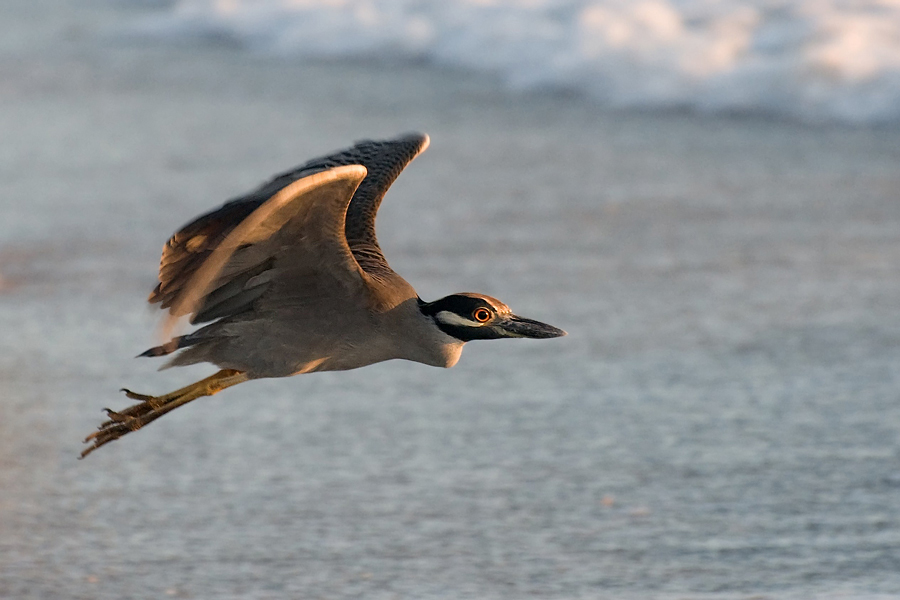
xmin=497 ymin=315 xmax=567 ymax=339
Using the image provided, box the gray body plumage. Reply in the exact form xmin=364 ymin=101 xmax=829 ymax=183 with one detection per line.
xmin=147 ymin=133 xmax=464 ymax=378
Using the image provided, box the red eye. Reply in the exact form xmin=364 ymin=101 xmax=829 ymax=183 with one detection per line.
xmin=473 ymin=308 xmax=492 ymax=323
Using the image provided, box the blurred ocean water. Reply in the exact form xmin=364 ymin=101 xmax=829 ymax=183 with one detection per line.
xmin=2 ymin=1 xmax=900 ymax=599
xmin=137 ymin=0 xmax=900 ymax=124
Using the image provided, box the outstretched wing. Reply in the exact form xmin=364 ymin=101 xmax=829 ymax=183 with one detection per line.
xmin=309 ymin=132 xmax=429 ymax=272
xmin=149 ymin=133 xmax=429 ymax=314
xmin=157 ymin=165 xmax=369 ymax=341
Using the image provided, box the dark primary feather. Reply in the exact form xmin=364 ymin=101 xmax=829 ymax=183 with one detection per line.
xmin=148 ymin=133 xmax=429 ymax=327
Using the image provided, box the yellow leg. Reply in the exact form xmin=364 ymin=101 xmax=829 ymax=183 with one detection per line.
xmin=81 ymin=369 xmax=249 ymax=458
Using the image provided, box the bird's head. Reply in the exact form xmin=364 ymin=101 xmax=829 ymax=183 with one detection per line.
xmin=419 ymin=293 xmax=566 ymax=342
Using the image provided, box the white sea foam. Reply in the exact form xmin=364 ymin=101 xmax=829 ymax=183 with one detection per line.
xmin=136 ymin=0 xmax=900 ymax=124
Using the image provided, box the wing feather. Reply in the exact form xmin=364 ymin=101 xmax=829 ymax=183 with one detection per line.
xmin=158 ymin=165 xmax=369 ymax=341
xmin=147 ymin=133 xmax=429 ymax=346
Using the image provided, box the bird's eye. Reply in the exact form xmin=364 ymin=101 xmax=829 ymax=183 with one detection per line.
xmin=472 ymin=308 xmax=492 ymax=323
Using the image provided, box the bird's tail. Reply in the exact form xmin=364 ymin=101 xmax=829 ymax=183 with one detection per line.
xmin=137 ymin=334 xmax=197 ymax=358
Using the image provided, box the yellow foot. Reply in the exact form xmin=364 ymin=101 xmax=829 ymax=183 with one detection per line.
xmin=80 ymin=369 xmax=248 ymax=459
xmin=81 ymin=390 xmax=179 ymax=458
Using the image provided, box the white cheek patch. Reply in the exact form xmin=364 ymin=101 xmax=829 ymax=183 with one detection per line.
xmin=436 ymin=311 xmax=486 ymax=328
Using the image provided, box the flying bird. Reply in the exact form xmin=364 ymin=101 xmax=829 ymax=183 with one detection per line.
xmin=82 ymin=133 xmax=565 ymax=457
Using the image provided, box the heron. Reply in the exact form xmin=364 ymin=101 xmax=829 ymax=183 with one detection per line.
xmin=81 ymin=133 xmax=565 ymax=458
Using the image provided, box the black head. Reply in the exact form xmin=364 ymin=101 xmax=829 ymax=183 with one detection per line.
xmin=419 ymin=293 xmax=566 ymax=342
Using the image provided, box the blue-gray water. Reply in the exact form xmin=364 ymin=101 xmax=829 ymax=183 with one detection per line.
xmin=1 ymin=1 xmax=900 ymax=598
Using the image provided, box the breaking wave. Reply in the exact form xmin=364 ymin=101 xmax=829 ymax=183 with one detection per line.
xmin=136 ymin=0 xmax=900 ymax=124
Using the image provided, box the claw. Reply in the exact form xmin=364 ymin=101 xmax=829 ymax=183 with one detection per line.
xmin=103 ymin=409 xmax=130 ymax=423
xmin=121 ymin=388 xmax=153 ymax=401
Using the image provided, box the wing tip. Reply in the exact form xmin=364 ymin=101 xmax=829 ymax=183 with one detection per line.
xmin=398 ymin=131 xmax=429 ymax=154
xmin=417 ymin=132 xmax=430 ymax=154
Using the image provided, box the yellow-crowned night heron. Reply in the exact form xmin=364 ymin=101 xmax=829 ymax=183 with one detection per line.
xmin=82 ymin=133 xmax=565 ymax=457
